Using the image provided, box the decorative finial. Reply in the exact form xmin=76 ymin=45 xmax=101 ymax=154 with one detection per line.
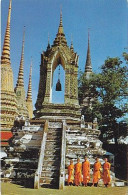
xmin=58 ymin=6 xmax=64 ymax=34
xmin=47 ymin=32 xmax=50 ymax=49
xmin=53 ymin=7 xmax=67 ymax=46
xmin=1 ymin=0 xmax=12 ymax=65
xmin=88 ymin=28 xmax=90 ymax=39
xmin=60 ymin=5 xmax=63 ymax=26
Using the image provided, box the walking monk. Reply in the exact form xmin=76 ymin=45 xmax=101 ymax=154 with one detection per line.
xmin=103 ymin=158 xmax=111 ymax=187
xmin=93 ymin=157 xmax=101 ymax=187
xmin=67 ymin=160 xmax=74 ymax=185
xmin=74 ymin=158 xmax=82 ymax=186
xmin=82 ymin=156 xmax=90 ymax=186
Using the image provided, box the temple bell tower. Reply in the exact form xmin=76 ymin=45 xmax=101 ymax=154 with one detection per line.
xmin=34 ymin=11 xmax=81 ymax=120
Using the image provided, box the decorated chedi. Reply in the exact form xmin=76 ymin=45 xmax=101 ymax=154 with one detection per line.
xmin=26 ymin=60 xmax=33 ymax=119
xmin=85 ymin=30 xmax=93 ymax=78
xmin=1 ymin=0 xmax=17 ymax=146
xmin=14 ymin=29 xmax=28 ymax=119
xmin=80 ymin=30 xmax=94 ymax=108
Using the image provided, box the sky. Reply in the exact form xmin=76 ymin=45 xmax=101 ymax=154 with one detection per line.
xmin=1 ymin=0 xmax=128 ymax=108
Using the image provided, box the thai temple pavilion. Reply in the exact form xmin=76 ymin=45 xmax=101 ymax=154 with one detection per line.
xmin=1 ymin=0 xmax=116 ymax=189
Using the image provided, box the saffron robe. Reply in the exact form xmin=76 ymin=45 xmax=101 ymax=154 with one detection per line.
xmin=68 ymin=164 xmax=74 ymax=184
xmin=93 ymin=161 xmax=101 ymax=184
xmin=82 ymin=160 xmax=90 ymax=184
xmin=74 ymin=162 xmax=82 ymax=185
xmin=103 ymin=162 xmax=111 ymax=184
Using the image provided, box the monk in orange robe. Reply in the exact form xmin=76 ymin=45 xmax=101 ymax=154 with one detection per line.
xmin=68 ymin=160 xmax=74 ymax=185
xmin=93 ymin=158 xmax=101 ymax=187
xmin=74 ymin=158 xmax=82 ymax=186
xmin=103 ymin=158 xmax=111 ymax=187
xmin=82 ymin=156 xmax=90 ymax=186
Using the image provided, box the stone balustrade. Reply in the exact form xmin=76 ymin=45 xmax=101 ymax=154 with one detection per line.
xmin=34 ymin=120 xmax=48 ymax=189
xmin=59 ymin=120 xmax=66 ymax=189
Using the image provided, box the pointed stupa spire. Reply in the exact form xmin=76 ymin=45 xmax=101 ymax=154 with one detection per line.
xmin=1 ymin=0 xmax=12 ymax=65
xmin=85 ymin=29 xmax=92 ymax=74
xmin=26 ymin=59 xmax=32 ymax=101
xmin=26 ymin=59 xmax=33 ymax=118
xmin=53 ymin=8 xmax=67 ymax=46
xmin=16 ymin=27 xmax=25 ymax=88
xmin=70 ymin=34 xmax=74 ymax=52
xmin=58 ymin=8 xmax=64 ymax=34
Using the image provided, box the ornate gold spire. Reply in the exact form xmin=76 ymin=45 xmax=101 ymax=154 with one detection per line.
xmin=1 ymin=0 xmax=18 ymax=146
xmin=16 ymin=29 xmax=25 ymax=88
xmin=14 ymin=28 xmax=28 ymax=118
xmin=58 ymin=9 xmax=64 ymax=34
xmin=26 ymin=60 xmax=32 ymax=101
xmin=1 ymin=0 xmax=12 ymax=65
xmin=53 ymin=9 xmax=67 ymax=46
xmin=85 ymin=29 xmax=92 ymax=74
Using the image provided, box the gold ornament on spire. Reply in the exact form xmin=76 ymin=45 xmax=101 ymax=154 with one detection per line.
xmin=58 ymin=8 xmax=64 ymax=34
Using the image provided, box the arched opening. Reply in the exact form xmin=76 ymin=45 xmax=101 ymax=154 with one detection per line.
xmin=52 ymin=64 xmax=65 ymax=104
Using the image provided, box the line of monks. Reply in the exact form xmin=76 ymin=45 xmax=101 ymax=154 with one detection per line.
xmin=68 ymin=157 xmax=111 ymax=187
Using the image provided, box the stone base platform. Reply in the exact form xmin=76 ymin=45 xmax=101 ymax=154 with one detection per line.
xmin=34 ymin=103 xmax=81 ymax=121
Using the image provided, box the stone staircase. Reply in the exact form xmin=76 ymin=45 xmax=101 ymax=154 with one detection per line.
xmin=39 ymin=123 xmax=62 ymax=188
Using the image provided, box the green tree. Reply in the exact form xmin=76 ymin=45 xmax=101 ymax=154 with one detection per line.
xmin=79 ymin=55 xmax=128 ymax=143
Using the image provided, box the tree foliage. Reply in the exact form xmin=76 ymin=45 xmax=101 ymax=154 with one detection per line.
xmin=78 ymin=55 xmax=128 ymax=142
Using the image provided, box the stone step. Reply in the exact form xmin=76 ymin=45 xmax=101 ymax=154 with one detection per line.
xmin=46 ymin=137 xmax=61 ymax=141
xmin=48 ymin=128 xmax=62 ymax=131
xmin=44 ymin=150 xmax=60 ymax=155
xmin=45 ymin=142 xmax=61 ymax=147
xmin=48 ymin=129 xmax=62 ymax=133
xmin=47 ymin=135 xmax=61 ymax=139
xmin=46 ymin=140 xmax=61 ymax=144
xmin=40 ymin=176 xmax=59 ymax=185
xmin=41 ymin=170 xmax=59 ymax=177
xmin=43 ymin=160 xmax=60 ymax=166
xmin=44 ymin=148 xmax=60 ymax=155
xmin=43 ymin=155 xmax=60 ymax=161
xmin=45 ymin=146 xmax=60 ymax=150
xmin=42 ymin=166 xmax=60 ymax=171
xmin=45 ymin=145 xmax=61 ymax=150
xmin=45 ymin=144 xmax=61 ymax=149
